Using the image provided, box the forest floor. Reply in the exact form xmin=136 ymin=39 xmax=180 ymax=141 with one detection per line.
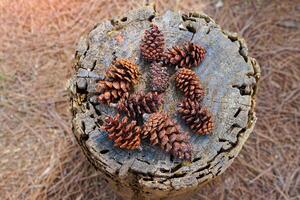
xmin=0 ymin=0 xmax=299 ymax=199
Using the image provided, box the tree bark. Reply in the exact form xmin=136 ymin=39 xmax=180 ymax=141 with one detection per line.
xmin=68 ymin=5 xmax=260 ymax=200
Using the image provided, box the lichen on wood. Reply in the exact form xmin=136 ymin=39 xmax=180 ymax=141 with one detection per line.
xmin=69 ymin=5 xmax=260 ymax=200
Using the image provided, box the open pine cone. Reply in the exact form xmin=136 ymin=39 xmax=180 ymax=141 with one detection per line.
xmin=177 ymin=98 xmax=213 ymax=135
xmin=175 ymin=68 xmax=205 ymax=101
xmin=116 ymin=91 xmax=163 ymax=120
xmin=97 ymin=80 xmax=130 ymax=104
xmin=142 ymin=112 xmax=192 ymax=161
xmin=162 ymin=42 xmax=205 ymax=69
xmin=101 ymin=114 xmax=141 ymax=149
xmin=140 ymin=24 xmax=165 ymax=62
xmin=107 ymin=59 xmax=140 ymax=84
xmin=97 ymin=59 xmax=139 ymax=104
xmin=149 ymin=62 xmax=169 ymax=93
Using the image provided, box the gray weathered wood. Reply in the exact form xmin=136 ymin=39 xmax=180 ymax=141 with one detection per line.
xmin=69 ymin=5 xmax=260 ymax=200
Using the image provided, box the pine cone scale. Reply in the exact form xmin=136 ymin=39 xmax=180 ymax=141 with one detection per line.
xmin=97 ymin=59 xmax=139 ymax=104
xmin=102 ymin=115 xmax=141 ymax=149
xmin=175 ymin=68 xmax=205 ymax=101
xmin=149 ymin=62 xmax=169 ymax=93
xmin=117 ymin=92 xmax=163 ymax=120
xmin=142 ymin=112 xmax=192 ymax=161
xmin=177 ymin=98 xmax=213 ymax=135
xmin=140 ymin=24 xmax=165 ymax=62
xmin=163 ymin=42 xmax=205 ymax=69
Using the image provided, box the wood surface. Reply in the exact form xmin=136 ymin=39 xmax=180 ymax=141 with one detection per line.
xmin=69 ymin=5 xmax=260 ymax=200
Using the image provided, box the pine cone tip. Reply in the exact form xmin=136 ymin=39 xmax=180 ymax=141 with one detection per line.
xmin=102 ymin=114 xmax=141 ymax=150
xmin=178 ymin=98 xmax=214 ymax=135
xmin=163 ymin=42 xmax=206 ymax=69
xmin=140 ymin=24 xmax=165 ymax=62
xmin=142 ymin=112 xmax=192 ymax=161
xmin=175 ymin=68 xmax=205 ymax=101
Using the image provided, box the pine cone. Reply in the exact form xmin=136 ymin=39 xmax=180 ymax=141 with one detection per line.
xmin=149 ymin=62 xmax=169 ymax=93
xmin=97 ymin=59 xmax=139 ymax=104
xmin=175 ymin=68 xmax=204 ymax=101
xmin=107 ymin=59 xmax=139 ymax=84
xmin=117 ymin=92 xmax=163 ymax=120
xmin=177 ymin=98 xmax=213 ymax=135
xmin=140 ymin=24 xmax=165 ymax=62
xmin=101 ymin=114 xmax=141 ymax=149
xmin=97 ymin=80 xmax=130 ymax=104
xmin=142 ymin=112 xmax=192 ymax=161
xmin=163 ymin=42 xmax=205 ymax=69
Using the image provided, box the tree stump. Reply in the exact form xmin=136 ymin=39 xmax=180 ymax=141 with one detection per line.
xmin=69 ymin=5 xmax=260 ymax=200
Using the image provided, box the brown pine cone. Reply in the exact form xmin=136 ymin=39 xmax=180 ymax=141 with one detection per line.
xmin=163 ymin=42 xmax=205 ymax=69
xmin=97 ymin=59 xmax=139 ymax=104
xmin=175 ymin=68 xmax=204 ymax=101
xmin=177 ymin=98 xmax=213 ymax=135
xmin=101 ymin=114 xmax=141 ymax=150
xmin=106 ymin=59 xmax=139 ymax=84
xmin=117 ymin=92 xmax=164 ymax=120
xmin=97 ymin=80 xmax=130 ymax=104
xmin=140 ymin=24 xmax=165 ymax=62
xmin=149 ymin=62 xmax=169 ymax=93
xmin=142 ymin=112 xmax=192 ymax=161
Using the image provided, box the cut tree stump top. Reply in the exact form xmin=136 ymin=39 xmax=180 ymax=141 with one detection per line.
xmin=69 ymin=5 xmax=260 ymax=200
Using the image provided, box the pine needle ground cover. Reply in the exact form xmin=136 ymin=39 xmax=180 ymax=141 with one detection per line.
xmin=0 ymin=0 xmax=299 ymax=199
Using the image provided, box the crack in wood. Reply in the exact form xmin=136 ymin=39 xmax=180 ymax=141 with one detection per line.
xmin=100 ymin=149 xmax=109 ymax=154
xmin=148 ymin=15 xmax=155 ymax=22
xmin=234 ymin=107 xmax=242 ymax=118
xmin=82 ymin=41 xmax=90 ymax=58
xmin=69 ymin=6 xmax=260 ymax=199
xmin=232 ymin=84 xmax=252 ymax=96
xmin=136 ymin=158 xmax=151 ymax=165
xmin=192 ymin=163 xmax=211 ymax=174
xmin=159 ymin=163 xmax=183 ymax=174
xmin=192 ymin=156 xmax=202 ymax=162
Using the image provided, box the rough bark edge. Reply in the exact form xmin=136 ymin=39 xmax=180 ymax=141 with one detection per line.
xmin=67 ymin=6 xmax=261 ymax=199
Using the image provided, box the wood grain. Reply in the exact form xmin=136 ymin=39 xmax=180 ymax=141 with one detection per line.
xmin=69 ymin=5 xmax=260 ymax=200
